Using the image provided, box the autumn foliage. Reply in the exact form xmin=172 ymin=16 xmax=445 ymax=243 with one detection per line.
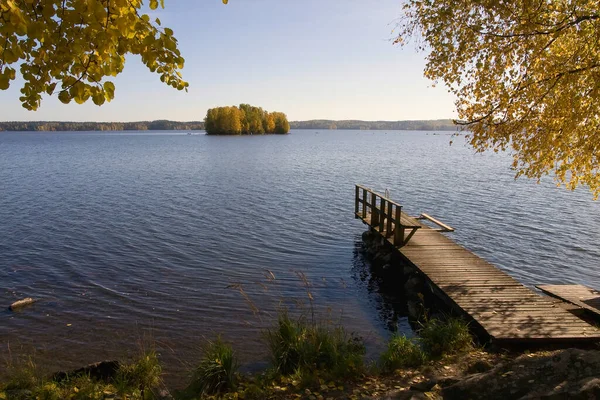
xmin=397 ymin=0 xmax=600 ymax=197
xmin=0 ymin=0 xmax=188 ymax=110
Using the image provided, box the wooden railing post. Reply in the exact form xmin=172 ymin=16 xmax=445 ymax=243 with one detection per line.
xmin=379 ymin=198 xmax=386 ymax=232
xmin=394 ymin=206 xmax=404 ymax=246
xmin=362 ymin=188 xmax=367 ymax=219
xmin=386 ymin=202 xmax=393 ymax=237
xmin=371 ymin=192 xmax=379 ymax=226
xmin=355 ymin=185 xmax=359 ymax=217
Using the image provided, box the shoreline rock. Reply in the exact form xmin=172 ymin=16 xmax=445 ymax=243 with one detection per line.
xmin=52 ymin=360 xmax=120 ymax=383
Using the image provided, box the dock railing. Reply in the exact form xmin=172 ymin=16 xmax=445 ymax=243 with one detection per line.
xmin=355 ymin=184 xmax=408 ymax=246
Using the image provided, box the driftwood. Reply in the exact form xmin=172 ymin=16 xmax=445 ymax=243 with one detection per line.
xmin=9 ymin=297 xmax=36 ymax=311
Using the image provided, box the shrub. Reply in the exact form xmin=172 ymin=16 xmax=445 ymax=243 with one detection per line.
xmin=186 ymin=338 xmax=239 ymax=396
xmin=418 ymin=317 xmax=473 ymax=358
xmin=379 ymin=334 xmax=426 ymax=372
xmin=265 ymin=312 xmax=365 ymax=382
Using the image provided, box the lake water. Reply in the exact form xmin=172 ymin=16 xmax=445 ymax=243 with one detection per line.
xmin=1 ymin=130 xmax=599 ymax=382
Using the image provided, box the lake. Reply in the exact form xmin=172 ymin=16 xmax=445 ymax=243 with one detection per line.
xmin=1 ymin=130 xmax=598 ymax=382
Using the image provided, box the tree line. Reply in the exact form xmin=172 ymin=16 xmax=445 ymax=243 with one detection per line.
xmin=0 ymin=120 xmax=204 ymax=132
xmin=204 ymin=104 xmax=290 ymax=135
xmin=0 ymin=119 xmax=458 ymax=132
xmin=290 ymin=119 xmax=457 ymax=131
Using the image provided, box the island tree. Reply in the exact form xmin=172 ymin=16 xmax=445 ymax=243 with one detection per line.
xmin=205 ymin=105 xmax=290 ymax=135
xmin=396 ymin=0 xmax=600 ymax=197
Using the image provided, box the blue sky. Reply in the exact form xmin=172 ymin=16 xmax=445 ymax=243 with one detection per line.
xmin=0 ymin=0 xmax=456 ymax=122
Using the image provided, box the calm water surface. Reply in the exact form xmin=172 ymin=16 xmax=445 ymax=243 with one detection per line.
xmin=1 ymin=130 xmax=599 ymax=382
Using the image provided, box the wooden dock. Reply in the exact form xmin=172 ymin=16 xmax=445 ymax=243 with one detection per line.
xmin=355 ymin=185 xmax=600 ymax=343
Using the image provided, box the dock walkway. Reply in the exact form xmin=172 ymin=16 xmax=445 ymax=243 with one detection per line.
xmin=355 ymin=185 xmax=600 ymax=343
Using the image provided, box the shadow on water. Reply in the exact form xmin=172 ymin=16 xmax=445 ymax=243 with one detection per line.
xmin=350 ymin=234 xmax=413 ymax=335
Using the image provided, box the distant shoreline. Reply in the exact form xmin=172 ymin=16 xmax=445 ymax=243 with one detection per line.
xmin=0 ymin=119 xmax=458 ymax=132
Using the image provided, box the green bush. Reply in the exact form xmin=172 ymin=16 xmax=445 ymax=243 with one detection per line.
xmin=185 ymin=338 xmax=239 ymax=396
xmin=265 ymin=312 xmax=365 ymax=382
xmin=418 ymin=317 xmax=473 ymax=358
xmin=379 ymin=334 xmax=426 ymax=372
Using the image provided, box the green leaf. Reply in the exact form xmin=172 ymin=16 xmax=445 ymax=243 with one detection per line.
xmin=0 ymin=76 xmax=9 ymax=90
xmin=103 ymin=81 xmax=115 ymax=100
xmin=46 ymin=82 xmax=57 ymax=95
xmin=58 ymin=91 xmax=71 ymax=104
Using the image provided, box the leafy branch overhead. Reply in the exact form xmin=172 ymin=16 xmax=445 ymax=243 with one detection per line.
xmin=0 ymin=0 xmax=198 ymax=110
xmin=397 ymin=0 xmax=600 ymax=197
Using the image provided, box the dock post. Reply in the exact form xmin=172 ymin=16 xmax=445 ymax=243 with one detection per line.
xmin=355 ymin=186 xmax=359 ymax=217
xmin=362 ymin=188 xmax=367 ymax=219
xmin=386 ymin=202 xmax=393 ymax=237
xmin=371 ymin=192 xmax=379 ymax=226
xmin=379 ymin=198 xmax=386 ymax=232
xmin=394 ymin=206 xmax=404 ymax=246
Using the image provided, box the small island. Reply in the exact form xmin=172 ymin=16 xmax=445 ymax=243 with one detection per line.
xmin=204 ymin=104 xmax=290 ymax=135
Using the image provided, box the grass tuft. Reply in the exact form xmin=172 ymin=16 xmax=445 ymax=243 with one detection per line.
xmin=379 ymin=334 xmax=426 ymax=372
xmin=184 ymin=337 xmax=239 ymax=397
xmin=418 ymin=317 xmax=473 ymax=358
xmin=265 ymin=312 xmax=365 ymax=383
xmin=2 ymin=358 xmax=38 ymax=392
xmin=114 ymin=350 xmax=162 ymax=398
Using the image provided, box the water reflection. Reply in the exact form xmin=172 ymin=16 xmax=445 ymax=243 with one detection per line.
xmin=351 ymin=235 xmax=411 ymax=334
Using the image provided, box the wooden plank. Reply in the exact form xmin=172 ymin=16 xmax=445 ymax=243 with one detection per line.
xmin=402 ymin=251 xmax=487 ymax=259
xmin=476 ymin=317 xmax=593 ymax=324
xmin=414 ymin=260 xmax=496 ymax=266
xmin=419 ymin=213 xmax=455 ymax=232
xmin=536 ymin=284 xmax=600 ymax=318
xmin=423 ymin=273 xmax=514 ymax=279
xmin=480 ymin=321 xmax=597 ymax=330
xmin=417 ymin=268 xmax=504 ymax=275
xmin=400 ymin=213 xmax=422 ymax=228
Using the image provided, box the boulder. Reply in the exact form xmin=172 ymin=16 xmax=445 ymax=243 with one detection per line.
xmin=393 ymin=390 xmax=431 ymax=400
xmin=410 ymin=379 xmax=438 ymax=392
xmin=443 ymin=349 xmax=600 ymax=400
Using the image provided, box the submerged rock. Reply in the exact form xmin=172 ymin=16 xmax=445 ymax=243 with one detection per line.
xmin=404 ymin=275 xmax=425 ymax=294
xmin=9 ymin=297 xmax=36 ymax=311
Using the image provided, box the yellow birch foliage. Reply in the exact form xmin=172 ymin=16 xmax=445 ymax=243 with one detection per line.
xmin=0 ymin=0 xmax=189 ymax=110
xmin=396 ymin=0 xmax=600 ymax=197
